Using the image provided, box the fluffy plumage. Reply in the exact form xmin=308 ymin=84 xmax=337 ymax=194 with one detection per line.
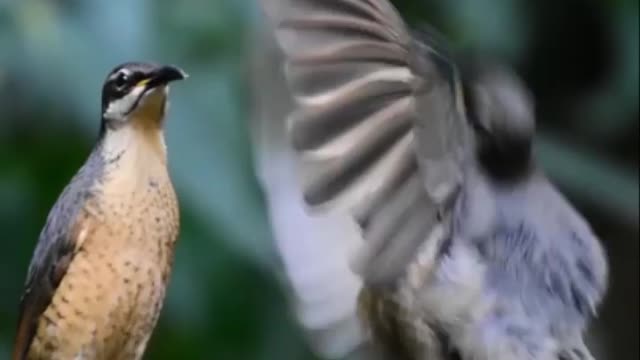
xmin=253 ymin=0 xmax=608 ymax=359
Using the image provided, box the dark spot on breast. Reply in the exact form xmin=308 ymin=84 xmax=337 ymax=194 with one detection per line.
xmin=42 ymin=314 xmax=55 ymax=326
xmin=149 ymin=179 xmax=159 ymax=188
xmin=54 ymin=309 xmax=64 ymax=320
xmin=106 ymin=150 xmax=125 ymax=164
xmin=82 ymin=267 xmax=89 ymax=277
xmin=44 ymin=341 xmax=56 ymax=352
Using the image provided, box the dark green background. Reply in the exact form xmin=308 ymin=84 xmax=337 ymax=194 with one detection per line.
xmin=0 ymin=1 xmax=637 ymax=359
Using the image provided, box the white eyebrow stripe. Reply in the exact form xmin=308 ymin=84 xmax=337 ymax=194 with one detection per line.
xmin=108 ymin=68 xmax=132 ymax=80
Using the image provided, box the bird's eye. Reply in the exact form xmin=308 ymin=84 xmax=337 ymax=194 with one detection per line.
xmin=114 ymin=73 xmax=129 ymax=88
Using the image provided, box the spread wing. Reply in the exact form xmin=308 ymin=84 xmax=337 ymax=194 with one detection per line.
xmin=250 ymin=22 xmax=371 ymax=359
xmin=12 ymin=162 xmax=97 ymax=360
xmin=260 ymin=0 xmax=470 ymax=286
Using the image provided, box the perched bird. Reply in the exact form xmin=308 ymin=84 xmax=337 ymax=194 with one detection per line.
xmin=253 ymin=1 xmax=608 ymax=359
xmin=13 ymin=62 xmax=186 ymax=360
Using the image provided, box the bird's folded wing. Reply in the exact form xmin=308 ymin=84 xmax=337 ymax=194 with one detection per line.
xmin=13 ymin=193 xmax=90 ymax=360
xmin=260 ymin=0 xmax=470 ymax=285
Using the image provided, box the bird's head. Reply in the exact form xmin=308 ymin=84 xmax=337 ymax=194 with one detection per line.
xmin=462 ymin=62 xmax=536 ymax=181
xmin=101 ymin=62 xmax=187 ymax=132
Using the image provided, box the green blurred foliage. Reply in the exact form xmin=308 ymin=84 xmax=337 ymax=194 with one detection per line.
xmin=0 ymin=1 xmax=314 ymax=359
xmin=0 ymin=1 xmax=637 ymax=359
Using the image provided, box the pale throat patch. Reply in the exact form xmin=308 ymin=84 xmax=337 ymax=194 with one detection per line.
xmin=101 ymin=86 xmax=169 ymax=165
xmin=100 ymin=124 xmax=168 ymax=180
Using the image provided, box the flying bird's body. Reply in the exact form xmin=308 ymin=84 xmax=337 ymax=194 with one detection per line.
xmin=254 ymin=1 xmax=608 ymax=359
xmin=361 ymin=166 xmax=606 ymax=360
xmin=13 ymin=63 xmax=186 ymax=360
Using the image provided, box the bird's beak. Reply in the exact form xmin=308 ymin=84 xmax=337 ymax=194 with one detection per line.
xmin=136 ymin=65 xmax=188 ymax=90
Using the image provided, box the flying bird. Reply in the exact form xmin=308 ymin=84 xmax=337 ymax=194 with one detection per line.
xmin=13 ymin=62 xmax=186 ymax=360
xmin=253 ymin=1 xmax=608 ymax=359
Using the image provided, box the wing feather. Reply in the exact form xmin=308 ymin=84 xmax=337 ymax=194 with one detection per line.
xmin=261 ymin=0 xmax=469 ymax=286
xmin=250 ymin=21 xmax=369 ymax=359
xmin=12 ymin=160 xmax=100 ymax=360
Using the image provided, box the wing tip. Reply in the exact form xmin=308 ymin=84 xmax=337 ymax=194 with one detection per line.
xmin=12 ymin=322 xmax=31 ymax=360
xmin=12 ymin=299 xmax=37 ymax=360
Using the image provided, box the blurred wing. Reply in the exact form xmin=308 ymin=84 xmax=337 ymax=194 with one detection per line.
xmin=260 ymin=0 xmax=469 ymax=284
xmin=250 ymin=21 xmax=372 ymax=359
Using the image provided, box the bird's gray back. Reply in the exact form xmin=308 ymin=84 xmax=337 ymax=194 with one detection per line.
xmin=27 ymin=144 xmax=105 ymax=281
